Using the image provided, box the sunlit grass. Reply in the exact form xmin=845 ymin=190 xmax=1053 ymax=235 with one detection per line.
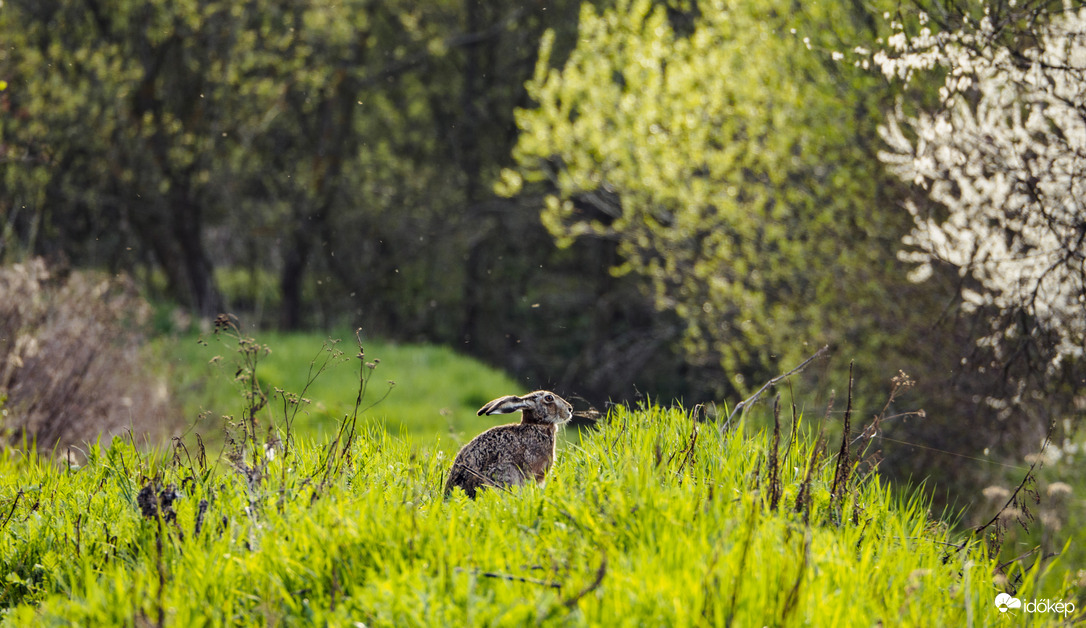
xmin=2 ymin=330 xmax=1072 ymax=626
xmin=0 ymin=402 xmax=1079 ymax=626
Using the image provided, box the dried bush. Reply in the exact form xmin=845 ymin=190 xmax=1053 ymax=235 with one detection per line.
xmin=0 ymin=258 xmax=177 ymax=454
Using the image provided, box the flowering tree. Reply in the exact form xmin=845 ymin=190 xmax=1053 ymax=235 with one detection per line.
xmin=504 ymin=0 xmax=907 ymax=395
xmin=875 ymin=7 xmax=1086 ymax=367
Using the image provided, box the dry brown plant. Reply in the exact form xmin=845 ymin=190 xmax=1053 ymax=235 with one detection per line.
xmin=0 ymin=258 xmax=178 ymax=455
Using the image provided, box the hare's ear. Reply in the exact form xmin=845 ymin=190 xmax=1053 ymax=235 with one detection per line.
xmin=478 ymin=395 xmax=529 ymax=416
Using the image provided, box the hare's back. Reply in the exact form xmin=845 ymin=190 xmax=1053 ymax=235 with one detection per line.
xmin=456 ymin=423 xmax=555 ymax=465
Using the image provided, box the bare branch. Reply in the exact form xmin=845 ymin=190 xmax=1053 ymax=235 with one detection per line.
xmin=721 ymin=345 xmax=830 ymax=432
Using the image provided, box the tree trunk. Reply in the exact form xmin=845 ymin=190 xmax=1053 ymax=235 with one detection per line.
xmin=279 ymin=229 xmax=310 ymax=330
xmin=278 ymin=75 xmax=354 ymax=330
xmin=457 ymin=0 xmax=486 ymax=348
xmin=124 ymin=191 xmax=222 ymax=317
xmin=170 ymin=192 xmax=222 ymax=317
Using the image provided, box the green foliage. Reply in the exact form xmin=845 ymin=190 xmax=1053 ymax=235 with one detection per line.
xmin=0 ymin=0 xmax=468 ymax=313
xmin=506 ymin=0 xmax=913 ymax=398
xmin=148 ymin=328 xmax=522 ymax=449
xmin=0 ymin=0 xmax=666 ymax=406
xmin=0 ymin=402 xmax=1078 ymax=625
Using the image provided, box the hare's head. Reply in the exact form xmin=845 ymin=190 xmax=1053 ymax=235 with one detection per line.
xmin=477 ymin=390 xmax=573 ymax=426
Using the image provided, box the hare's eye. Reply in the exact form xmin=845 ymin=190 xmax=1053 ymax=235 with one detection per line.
xmin=544 ymin=394 xmax=554 ymax=403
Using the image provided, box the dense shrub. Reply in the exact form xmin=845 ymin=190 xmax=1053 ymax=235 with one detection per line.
xmin=0 ymin=259 xmax=178 ymax=454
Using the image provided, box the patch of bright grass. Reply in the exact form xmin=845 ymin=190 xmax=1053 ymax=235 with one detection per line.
xmin=149 ymin=329 xmax=523 ymax=449
xmin=0 ymin=399 xmax=1080 ymax=626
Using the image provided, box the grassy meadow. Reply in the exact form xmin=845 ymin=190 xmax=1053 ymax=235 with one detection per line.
xmin=0 ymin=409 xmax=1081 ymax=624
xmin=148 ymin=327 xmax=525 ymax=450
xmin=0 ymin=327 xmax=1081 ymax=626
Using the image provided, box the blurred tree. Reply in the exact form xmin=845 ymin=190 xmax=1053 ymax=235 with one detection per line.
xmin=504 ymin=0 xmax=914 ymax=399
xmin=290 ymin=0 xmax=688 ymax=400
xmin=1 ymin=0 xmax=255 ymax=314
xmin=502 ymin=0 xmax=1086 ymax=498
xmin=0 ymin=0 xmax=552 ymax=323
xmin=0 ymin=0 xmax=682 ymax=402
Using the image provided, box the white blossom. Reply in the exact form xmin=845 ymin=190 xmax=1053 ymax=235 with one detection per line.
xmin=875 ymin=8 xmax=1086 ymax=366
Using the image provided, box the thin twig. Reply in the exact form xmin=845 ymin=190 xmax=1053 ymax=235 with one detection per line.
xmin=725 ymin=503 xmax=760 ymax=623
xmin=830 ymin=362 xmax=855 ymax=504
xmin=779 ymin=531 xmax=810 ymax=623
xmin=995 ymin=545 xmax=1043 ymax=573
xmin=456 ymin=567 xmax=561 ymax=589
xmin=459 ymin=465 xmax=516 ymax=496
xmin=722 ymin=345 xmax=830 ymax=432
xmin=971 ymin=419 xmax=1056 ymax=542
xmin=768 ymin=395 xmax=782 ymax=511
xmin=0 ymin=489 xmax=23 ymax=533
xmin=675 ymin=405 xmax=701 ymax=478
xmin=562 ymin=554 xmax=607 ymax=609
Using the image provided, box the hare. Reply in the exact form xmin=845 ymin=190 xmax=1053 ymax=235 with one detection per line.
xmin=444 ymin=390 xmax=573 ymax=498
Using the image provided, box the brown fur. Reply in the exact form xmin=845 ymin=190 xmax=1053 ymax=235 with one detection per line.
xmin=444 ymin=391 xmax=573 ymax=498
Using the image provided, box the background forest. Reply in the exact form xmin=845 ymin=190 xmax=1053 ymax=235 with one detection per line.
xmin=1 ymin=0 xmax=1084 ymax=521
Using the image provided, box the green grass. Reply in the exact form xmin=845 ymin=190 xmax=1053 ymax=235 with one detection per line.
xmin=149 ymin=328 xmax=523 ymax=450
xmin=2 ymin=330 xmax=1078 ymax=625
xmin=0 ymin=400 xmax=1079 ymax=626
